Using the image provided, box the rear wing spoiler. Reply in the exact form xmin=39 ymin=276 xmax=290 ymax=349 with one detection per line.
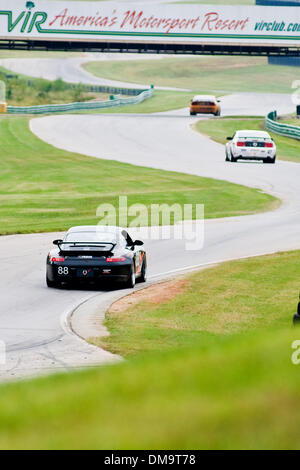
xmin=58 ymin=241 xmax=116 ymax=253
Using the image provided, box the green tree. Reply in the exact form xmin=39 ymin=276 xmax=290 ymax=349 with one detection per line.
xmin=26 ymin=2 xmax=35 ymax=10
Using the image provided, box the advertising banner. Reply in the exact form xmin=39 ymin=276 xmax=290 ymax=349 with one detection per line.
xmin=0 ymin=1 xmax=299 ymax=46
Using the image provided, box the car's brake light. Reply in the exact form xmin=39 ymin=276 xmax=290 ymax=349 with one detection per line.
xmin=264 ymin=142 xmax=274 ymax=148
xmin=50 ymin=256 xmax=65 ymax=262
xmin=236 ymin=141 xmax=246 ymax=147
xmin=106 ymin=257 xmax=126 ymax=262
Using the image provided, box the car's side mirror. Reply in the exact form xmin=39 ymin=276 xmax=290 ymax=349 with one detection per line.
xmin=53 ymin=239 xmax=63 ymax=246
xmin=134 ymin=240 xmax=144 ymax=246
xmin=217 ymin=100 xmax=221 ymax=103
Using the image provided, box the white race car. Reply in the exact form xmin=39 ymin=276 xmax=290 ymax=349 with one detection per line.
xmin=225 ymin=130 xmax=276 ymax=164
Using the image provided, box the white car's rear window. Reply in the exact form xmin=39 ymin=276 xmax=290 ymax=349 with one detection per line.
xmin=236 ymin=131 xmax=271 ymax=139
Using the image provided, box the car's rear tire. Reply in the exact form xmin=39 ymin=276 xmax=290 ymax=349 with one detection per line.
xmin=126 ymin=264 xmax=136 ymax=288
xmin=225 ymin=150 xmax=230 ymax=162
xmin=230 ymin=151 xmax=237 ymax=163
xmin=293 ymin=313 xmax=300 ymax=325
xmin=46 ymin=275 xmax=59 ymax=288
xmin=215 ymin=110 xmax=221 ymax=117
xmin=139 ymin=260 xmax=147 ymax=283
xmin=190 ymin=111 xmax=196 ymax=116
xmin=264 ymin=157 xmax=276 ymax=164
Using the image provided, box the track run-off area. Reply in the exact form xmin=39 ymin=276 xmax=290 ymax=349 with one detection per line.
xmin=0 ymin=55 xmax=299 ymax=380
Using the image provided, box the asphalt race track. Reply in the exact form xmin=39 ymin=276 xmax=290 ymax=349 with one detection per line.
xmin=0 ymin=58 xmax=299 ymax=380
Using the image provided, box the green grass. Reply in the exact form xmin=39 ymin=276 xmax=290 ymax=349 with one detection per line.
xmin=0 ymin=252 xmax=299 ymax=449
xmin=0 ymin=116 xmax=277 ymax=235
xmin=279 ymin=114 xmax=300 ymax=127
xmin=83 ymin=56 xmax=298 ymax=94
xmin=194 ymin=117 xmax=300 ymax=163
xmin=0 ymin=66 xmax=105 ymax=106
xmin=98 ymin=251 xmax=300 ymax=357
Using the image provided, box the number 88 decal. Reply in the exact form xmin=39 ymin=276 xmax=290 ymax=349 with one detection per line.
xmin=58 ymin=266 xmax=69 ymax=275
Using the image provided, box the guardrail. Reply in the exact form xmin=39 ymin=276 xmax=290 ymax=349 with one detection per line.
xmin=4 ymin=73 xmax=147 ymax=97
xmin=80 ymin=84 xmax=145 ymax=97
xmin=265 ymin=111 xmax=300 ymax=140
xmin=6 ymin=86 xmax=154 ymax=115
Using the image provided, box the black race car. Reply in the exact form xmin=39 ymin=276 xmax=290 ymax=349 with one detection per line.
xmin=293 ymin=294 xmax=300 ymax=325
xmin=46 ymin=225 xmax=147 ymax=289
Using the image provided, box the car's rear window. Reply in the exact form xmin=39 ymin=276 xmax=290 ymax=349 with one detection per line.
xmin=237 ymin=133 xmax=270 ymax=139
xmin=65 ymin=232 xmax=118 ymax=243
xmin=192 ymin=101 xmax=215 ymax=105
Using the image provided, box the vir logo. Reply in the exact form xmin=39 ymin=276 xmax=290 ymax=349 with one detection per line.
xmin=1 ymin=2 xmax=48 ymax=34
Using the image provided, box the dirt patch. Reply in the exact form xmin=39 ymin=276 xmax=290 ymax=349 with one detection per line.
xmin=109 ymin=279 xmax=189 ymax=314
